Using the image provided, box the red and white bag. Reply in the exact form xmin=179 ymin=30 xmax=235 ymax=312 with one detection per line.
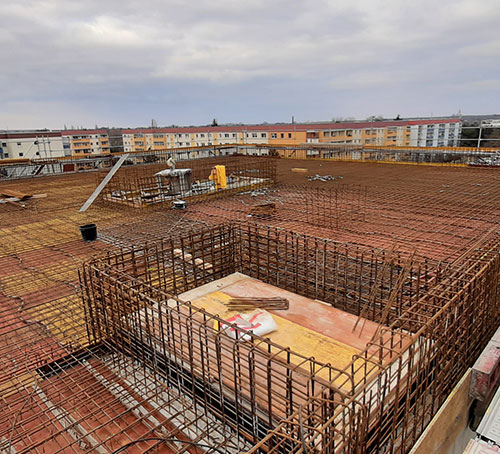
xmin=221 ymin=309 xmax=277 ymax=341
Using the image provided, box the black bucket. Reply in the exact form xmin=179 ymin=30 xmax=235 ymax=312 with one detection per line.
xmin=173 ymin=200 xmax=187 ymax=210
xmin=79 ymin=223 xmax=97 ymax=242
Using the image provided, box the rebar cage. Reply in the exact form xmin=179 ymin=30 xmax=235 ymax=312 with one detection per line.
xmin=80 ymin=220 xmax=500 ymax=453
xmin=99 ymin=157 xmax=277 ymax=208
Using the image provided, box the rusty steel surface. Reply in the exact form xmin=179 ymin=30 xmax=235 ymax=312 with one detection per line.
xmin=1 ymin=158 xmax=500 ymax=453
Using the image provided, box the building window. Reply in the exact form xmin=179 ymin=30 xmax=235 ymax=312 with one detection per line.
xmin=4 ymin=153 xmax=8 ymax=158
xmin=232 ymin=133 xmax=237 ymax=138
xmin=252 ymin=133 xmax=257 ymax=138
xmin=35 ymin=152 xmax=40 ymax=156
xmin=280 ymin=133 xmax=284 ymax=138
xmin=1 ymin=142 xmax=6 ymax=147
xmin=288 ymin=133 xmax=292 ymax=138
xmin=271 ymin=133 xmax=277 ymax=139
xmin=19 ymin=152 xmax=24 ymax=156
xmin=261 ymin=133 xmax=266 ymax=138
xmin=225 ymin=133 xmax=230 ymax=138
xmin=17 ymin=142 xmax=21 ymax=146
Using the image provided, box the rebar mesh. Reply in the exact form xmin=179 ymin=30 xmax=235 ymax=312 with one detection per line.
xmin=2 ymin=159 xmax=500 ymax=454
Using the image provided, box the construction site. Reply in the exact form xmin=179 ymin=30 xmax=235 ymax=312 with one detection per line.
xmin=1 ymin=150 xmax=500 ymax=454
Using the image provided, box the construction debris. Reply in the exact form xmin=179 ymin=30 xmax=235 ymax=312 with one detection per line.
xmin=1 ymin=189 xmax=32 ymax=199
xmin=307 ymin=174 xmax=343 ymax=182
xmin=248 ymin=203 xmax=276 ymax=218
xmin=220 ymin=309 xmax=278 ymax=340
xmin=0 ymin=190 xmax=46 ymax=208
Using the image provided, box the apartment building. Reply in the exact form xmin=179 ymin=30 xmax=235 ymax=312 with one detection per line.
xmin=122 ymin=118 xmax=461 ymax=152
xmin=62 ymin=129 xmax=111 ymax=156
xmin=0 ymin=131 xmax=67 ymax=160
xmin=0 ymin=119 xmax=460 ymax=160
xmin=406 ymin=121 xmax=461 ymax=147
xmin=123 ymin=126 xmax=272 ymax=152
xmin=313 ymin=119 xmax=461 ymax=147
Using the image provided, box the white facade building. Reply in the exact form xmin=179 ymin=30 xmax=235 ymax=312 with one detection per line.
xmin=408 ymin=122 xmax=460 ymax=147
xmin=0 ymin=131 xmax=67 ymax=160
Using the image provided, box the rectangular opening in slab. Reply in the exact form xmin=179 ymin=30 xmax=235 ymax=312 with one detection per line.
xmin=80 ymin=222 xmax=428 ymax=448
xmin=81 ymin=221 xmax=500 ymax=453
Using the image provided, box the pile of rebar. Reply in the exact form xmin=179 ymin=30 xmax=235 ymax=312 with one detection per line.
xmin=225 ymin=297 xmax=289 ymax=311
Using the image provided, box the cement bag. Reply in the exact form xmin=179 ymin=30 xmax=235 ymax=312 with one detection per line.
xmin=221 ymin=309 xmax=277 ymax=341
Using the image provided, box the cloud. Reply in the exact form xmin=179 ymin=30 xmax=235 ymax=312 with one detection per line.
xmin=73 ymin=17 xmax=151 ymax=47
xmin=458 ymin=41 xmax=500 ymax=57
xmin=0 ymin=0 xmax=499 ymax=129
xmin=450 ymin=79 xmax=500 ymax=92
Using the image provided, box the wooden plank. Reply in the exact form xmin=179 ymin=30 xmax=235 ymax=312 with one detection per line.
xmin=409 ymin=369 xmax=474 ymax=454
xmin=1 ymin=189 xmax=32 ymax=199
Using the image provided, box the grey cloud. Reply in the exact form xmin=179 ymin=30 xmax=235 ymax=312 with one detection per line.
xmin=0 ymin=0 xmax=499 ymax=129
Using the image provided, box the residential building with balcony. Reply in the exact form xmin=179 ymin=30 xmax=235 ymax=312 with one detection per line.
xmin=121 ymin=118 xmax=461 ymax=153
xmin=62 ymin=129 xmax=111 ymax=156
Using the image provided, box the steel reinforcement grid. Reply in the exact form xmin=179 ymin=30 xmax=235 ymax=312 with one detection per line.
xmin=80 ymin=222 xmax=500 ymax=453
xmin=99 ymin=157 xmax=277 ymax=208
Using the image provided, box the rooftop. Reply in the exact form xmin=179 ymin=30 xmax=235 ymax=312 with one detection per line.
xmin=1 ymin=157 xmax=499 ymax=453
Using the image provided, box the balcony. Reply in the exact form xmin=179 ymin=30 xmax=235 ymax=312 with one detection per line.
xmin=73 ymin=142 xmax=90 ymax=149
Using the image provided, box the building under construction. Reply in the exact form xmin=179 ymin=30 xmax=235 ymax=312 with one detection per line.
xmin=1 ymin=153 xmax=500 ymax=454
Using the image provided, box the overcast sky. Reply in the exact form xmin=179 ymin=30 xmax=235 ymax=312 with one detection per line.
xmin=0 ymin=0 xmax=499 ymax=129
